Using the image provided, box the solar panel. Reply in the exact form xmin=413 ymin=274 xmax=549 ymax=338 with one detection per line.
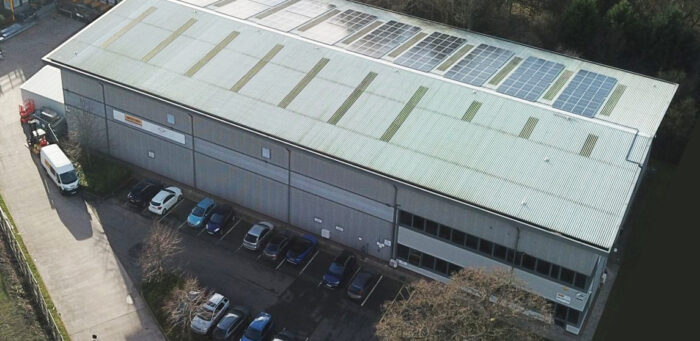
xmin=497 ymin=56 xmax=565 ymax=101
xmin=444 ymin=44 xmax=514 ymax=86
xmin=257 ymin=0 xmax=335 ymax=31
xmin=300 ymin=9 xmax=378 ymax=45
xmin=346 ymin=21 xmax=421 ymax=58
xmin=213 ymin=0 xmax=287 ymax=19
xmin=552 ymin=70 xmax=618 ymax=117
xmin=393 ymin=32 xmax=466 ymax=72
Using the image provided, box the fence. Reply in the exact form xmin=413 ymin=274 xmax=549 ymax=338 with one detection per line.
xmin=0 ymin=208 xmax=66 ymax=341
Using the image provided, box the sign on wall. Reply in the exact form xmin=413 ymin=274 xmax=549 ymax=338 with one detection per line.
xmin=113 ymin=109 xmax=186 ymax=145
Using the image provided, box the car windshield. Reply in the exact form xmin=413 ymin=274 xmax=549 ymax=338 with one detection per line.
xmin=210 ymin=213 xmax=223 ymax=224
xmin=59 ymin=170 xmax=78 ymax=184
xmin=290 ymin=239 xmax=311 ymax=253
xmin=218 ymin=314 xmax=238 ymax=329
xmin=244 ymin=327 xmax=263 ymax=340
xmin=131 ymin=183 xmax=147 ymax=193
xmin=212 ymin=327 xmax=226 ymax=338
xmin=192 ymin=206 xmax=205 ymax=217
xmin=244 ymin=234 xmax=258 ymax=243
xmin=328 ymin=262 xmax=344 ymax=276
xmin=196 ymin=309 xmax=213 ymax=321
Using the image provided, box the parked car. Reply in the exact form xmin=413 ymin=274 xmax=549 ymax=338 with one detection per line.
xmin=285 ymin=234 xmax=318 ymax=265
xmin=272 ymin=328 xmax=297 ymax=341
xmin=212 ymin=305 xmax=250 ymax=341
xmin=127 ymin=180 xmax=162 ymax=207
xmin=206 ymin=205 xmax=235 ymax=235
xmin=347 ymin=270 xmax=379 ymax=301
xmin=191 ymin=293 xmax=230 ymax=335
xmin=148 ymin=186 xmax=182 ymax=215
xmin=241 ymin=312 xmax=274 ymax=341
xmin=242 ymin=222 xmax=274 ymax=251
xmin=262 ymin=233 xmax=291 ymax=262
xmin=187 ymin=197 xmax=216 ymax=228
xmin=322 ymin=251 xmax=357 ymax=289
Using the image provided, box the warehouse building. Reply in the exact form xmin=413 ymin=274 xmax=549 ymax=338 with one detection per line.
xmin=43 ymin=0 xmax=676 ymax=334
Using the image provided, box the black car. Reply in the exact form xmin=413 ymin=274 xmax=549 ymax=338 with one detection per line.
xmin=347 ymin=270 xmax=379 ymax=301
xmin=322 ymin=251 xmax=357 ymax=289
xmin=262 ymin=233 xmax=291 ymax=262
xmin=212 ymin=305 xmax=250 ymax=341
xmin=206 ymin=205 xmax=235 ymax=235
xmin=127 ymin=180 xmax=162 ymax=207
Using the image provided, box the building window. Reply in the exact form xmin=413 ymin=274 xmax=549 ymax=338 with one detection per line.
xmin=397 ymin=243 xmax=462 ymax=279
xmin=421 ymin=218 xmax=435 ymax=235
xmin=550 ymin=264 xmax=561 ymax=280
xmin=493 ymin=244 xmax=507 ymax=260
xmin=479 ymin=239 xmax=493 ymax=255
xmin=438 ymin=225 xmax=451 ymax=241
xmin=397 ymin=244 xmax=409 ymax=259
xmin=261 ymin=147 xmax=271 ymax=159
xmin=465 ymin=234 xmax=478 ymax=249
xmin=421 ymin=253 xmax=435 ymax=269
xmin=536 ymin=259 xmax=552 ymax=276
xmin=560 ymin=268 xmax=575 ymax=285
xmin=167 ymin=113 xmax=175 ymax=124
xmin=408 ymin=250 xmax=421 ymax=266
xmin=435 ymin=259 xmax=448 ymax=276
xmin=451 ymin=230 xmax=465 ymax=246
xmin=566 ymin=309 xmax=581 ymax=325
xmin=574 ymin=273 xmax=587 ymax=290
xmin=521 ymin=254 xmax=536 ymax=270
xmin=399 ymin=211 xmax=412 ymax=226
xmin=448 ymin=263 xmax=461 ymax=276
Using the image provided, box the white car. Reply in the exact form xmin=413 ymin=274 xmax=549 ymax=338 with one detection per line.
xmin=191 ymin=293 xmax=230 ymax=335
xmin=148 ymin=186 xmax=182 ymax=215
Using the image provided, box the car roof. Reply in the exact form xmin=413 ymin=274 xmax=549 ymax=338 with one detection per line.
xmin=249 ymin=222 xmax=272 ymax=235
xmin=354 ymin=271 xmax=375 ymax=284
xmin=250 ymin=312 xmax=271 ymax=330
xmin=336 ymin=251 xmax=354 ymax=263
xmin=152 ymin=189 xmax=172 ymax=201
xmin=208 ymin=293 xmax=225 ymax=305
xmin=212 ymin=205 xmax=232 ymax=214
xmin=197 ymin=197 xmax=215 ymax=208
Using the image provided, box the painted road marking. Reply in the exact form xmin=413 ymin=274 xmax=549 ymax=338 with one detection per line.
xmin=317 ymin=280 xmax=323 ymax=288
xmin=275 ymin=258 xmax=286 ymax=270
xmin=361 ymin=275 xmax=383 ymax=307
xmin=158 ymin=198 xmax=182 ymax=223
xmin=196 ymin=227 xmax=207 ymax=237
xmin=218 ymin=219 xmax=241 ymax=242
xmin=177 ymin=221 xmax=187 ymax=230
xmin=298 ymin=250 xmax=320 ymax=277
xmin=234 ymin=244 xmax=243 ymax=254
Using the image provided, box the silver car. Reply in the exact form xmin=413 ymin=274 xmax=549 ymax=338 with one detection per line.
xmin=242 ymin=222 xmax=274 ymax=251
xmin=191 ymin=293 xmax=230 ymax=335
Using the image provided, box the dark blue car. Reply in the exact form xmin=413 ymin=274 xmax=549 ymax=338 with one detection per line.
xmin=241 ymin=312 xmax=274 ymax=341
xmin=206 ymin=205 xmax=234 ymax=235
xmin=285 ymin=234 xmax=318 ymax=265
xmin=322 ymin=251 xmax=357 ymax=289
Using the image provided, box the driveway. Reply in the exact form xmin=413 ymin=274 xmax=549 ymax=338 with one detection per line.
xmin=0 ymin=14 xmax=164 ymax=341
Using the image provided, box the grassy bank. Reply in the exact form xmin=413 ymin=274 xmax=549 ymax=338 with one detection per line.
xmin=74 ymin=154 xmax=131 ymax=197
xmin=142 ymin=272 xmax=185 ymax=341
xmin=0 ymin=195 xmax=71 ymax=340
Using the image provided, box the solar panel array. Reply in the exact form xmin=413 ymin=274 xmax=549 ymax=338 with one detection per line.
xmin=301 ymin=9 xmax=377 ymax=44
xmin=212 ymin=0 xmax=287 ymax=19
xmin=444 ymin=44 xmax=514 ymax=86
xmin=346 ymin=20 xmax=421 ymax=58
xmin=553 ymin=70 xmax=618 ymax=117
xmin=497 ymin=56 xmax=565 ymax=101
xmin=257 ymin=0 xmax=335 ymax=31
xmin=393 ymin=32 xmax=466 ymax=72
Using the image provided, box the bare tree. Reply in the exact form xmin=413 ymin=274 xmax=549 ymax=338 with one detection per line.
xmin=139 ymin=221 xmax=183 ymax=283
xmin=376 ymin=267 xmax=552 ymax=340
xmin=62 ymin=105 xmax=104 ymax=166
xmin=161 ymin=276 xmax=210 ymax=339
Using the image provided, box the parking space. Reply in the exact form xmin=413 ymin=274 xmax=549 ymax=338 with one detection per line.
xmin=106 ymin=177 xmax=409 ymax=340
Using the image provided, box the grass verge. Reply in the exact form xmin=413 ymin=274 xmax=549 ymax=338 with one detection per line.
xmin=141 ymin=272 xmax=185 ymax=341
xmin=74 ymin=154 xmax=131 ymax=197
xmin=0 ymin=194 xmax=71 ymax=340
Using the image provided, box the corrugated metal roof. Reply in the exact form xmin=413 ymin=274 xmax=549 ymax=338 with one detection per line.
xmin=45 ymin=0 xmax=677 ymax=250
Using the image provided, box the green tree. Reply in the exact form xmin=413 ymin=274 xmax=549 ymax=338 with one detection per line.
xmin=559 ymin=0 xmax=601 ymax=56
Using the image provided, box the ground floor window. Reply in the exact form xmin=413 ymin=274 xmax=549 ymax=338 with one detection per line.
xmin=551 ymin=301 xmax=582 ymax=328
xmin=396 ymin=244 xmax=461 ymax=278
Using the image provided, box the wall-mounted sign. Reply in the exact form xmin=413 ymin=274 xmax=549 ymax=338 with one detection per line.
xmin=384 ymin=240 xmax=392 ymax=246
xmin=335 ymin=225 xmax=344 ymax=232
xmin=313 ymin=217 xmax=323 ymax=224
xmin=321 ymin=229 xmax=330 ymax=239
xmin=113 ymin=109 xmax=186 ymax=145
xmin=555 ymin=292 xmax=571 ymax=304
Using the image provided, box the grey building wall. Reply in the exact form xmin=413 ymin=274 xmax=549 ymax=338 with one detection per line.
xmin=397 ymin=186 xmax=600 ymax=275
xmin=61 ymin=70 xmax=104 ymax=103
xmin=107 ymin=120 xmax=194 ymax=186
xmin=64 ymin=104 xmax=109 ymax=153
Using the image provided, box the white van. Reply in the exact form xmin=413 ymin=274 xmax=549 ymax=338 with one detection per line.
xmin=40 ymin=144 xmax=79 ymax=195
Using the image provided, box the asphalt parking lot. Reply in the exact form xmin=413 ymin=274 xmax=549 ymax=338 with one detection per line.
xmin=98 ymin=178 xmax=409 ymax=340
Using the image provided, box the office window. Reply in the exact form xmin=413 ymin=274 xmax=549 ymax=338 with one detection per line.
xmin=550 ymin=264 xmax=561 ymax=280
xmin=493 ymin=244 xmax=507 ymax=260
xmin=261 ymin=147 xmax=271 ymax=159
xmin=536 ymin=259 xmax=552 ymax=275
xmin=397 ymin=244 xmax=409 ymax=260
xmin=574 ymin=273 xmax=587 ymax=290
xmin=555 ymin=303 xmax=567 ymax=320
xmin=465 ymin=234 xmax=478 ymax=249
xmin=421 ymin=253 xmax=435 ymax=269
xmin=479 ymin=239 xmax=493 ymax=255
xmin=424 ymin=219 xmax=437 ymax=235
xmin=451 ymin=229 xmax=465 ymax=246
xmin=414 ymin=215 xmax=426 ymax=231
xmin=521 ymin=254 xmax=536 ymax=270
xmin=399 ymin=211 xmax=412 ymax=226
xmin=435 ymin=259 xmax=448 ymax=276
xmin=408 ymin=249 xmax=421 ymax=266
xmin=167 ymin=113 xmax=175 ymax=124
xmin=506 ymin=249 xmax=515 ymax=263
xmin=560 ymin=268 xmax=575 ymax=285
xmin=438 ymin=225 xmax=451 ymax=240
xmin=448 ymin=263 xmax=462 ymax=277
xmin=567 ymin=309 xmax=581 ymax=325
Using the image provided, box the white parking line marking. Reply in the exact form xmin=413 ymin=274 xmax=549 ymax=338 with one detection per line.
xmin=298 ymin=250 xmax=319 ymax=277
xmin=196 ymin=228 xmax=207 ymax=237
xmin=317 ymin=280 xmax=323 ymax=288
xmin=234 ymin=244 xmax=243 ymax=253
xmin=256 ymin=254 xmax=263 ymax=261
xmin=158 ymin=199 xmax=182 ymax=223
xmin=275 ymin=258 xmax=286 ymax=270
xmin=349 ymin=267 xmax=361 ymax=283
xmin=218 ymin=219 xmax=241 ymax=242
xmin=361 ymin=275 xmax=383 ymax=307
xmin=177 ymin=221 xmax=187 ymax=230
